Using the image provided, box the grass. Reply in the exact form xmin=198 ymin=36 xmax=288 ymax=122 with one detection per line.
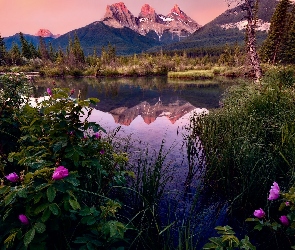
xmin=189 ymin=67 xmax=295 ymax=214
xmin=168 ymin=70 xmax=215 ymax=80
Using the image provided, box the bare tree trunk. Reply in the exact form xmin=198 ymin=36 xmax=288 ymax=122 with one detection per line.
xmin=245 ymin=0 xmax=262 ymax=81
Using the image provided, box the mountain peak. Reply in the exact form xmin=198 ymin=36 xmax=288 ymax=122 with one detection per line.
xmin=35 ymin=29 xmax=53 ymax=38
xmin=103 ymin=2 xmax=137 ymax=30
xmin=169 ymin=4 xmax=187 ymax=20
xmin=139 ymin=4 xmax=157 ymax=21
xmin=35 ymin=29 xmax=60 ymax=39
xmin=140 ymin=4 xmax=155 ymax=16
xmin=171 ymin=4 xmax=181 ymax=14
xmin=111 ymin=2 xmax=128 ymax=12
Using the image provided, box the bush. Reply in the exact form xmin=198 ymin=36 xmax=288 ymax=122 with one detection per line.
xmin=190 ymin=68 xmax=295 ymax=212
xmin=0 ymin=75 xmax=130 ymax=248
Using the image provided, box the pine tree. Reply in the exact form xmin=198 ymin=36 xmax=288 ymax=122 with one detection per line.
xmin=72 ymin=33 xmax=85 ymax=64
xmin=56 ymin=47 xmax=64 ymax=64
xmin=29 ymin=42 xmax=38 ymax=58
xmin=19 ymin=32 xmax=32 ymax=59
xmin=260 ymin=0 xmax=291 ymax=63
xmin=0 ymin=34 xmax=6 ymax=65
xmin=48 ymin=42 xmax=56 ymax=61
xmin=9 ymin=43 xmax=21 ymax=65
xmin=38 ymin=36 xmax=49 ymax=60
xmin=282 ymin=4 xmax=295 ymax=63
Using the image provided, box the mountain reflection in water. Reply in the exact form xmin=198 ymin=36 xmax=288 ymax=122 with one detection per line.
xmin=33 ymin=76 xmax=226 ymax=189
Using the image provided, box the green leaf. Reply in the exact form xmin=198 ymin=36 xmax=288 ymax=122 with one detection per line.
xmin=49 ymin=203 xmax=60 ymax=215
xmin=81 ymin=216 xmax=96 ymax=225
xmin=34 ymin=192 xmax=43 ymax=204
xmin=24 ymin=228 xmax=36 ymax=247
xmin=65 ymin=175 xmax=80 ymax=186
xmin=87 ymin=242 xmax=96 ymax=250
xmin=4 ymin=191 xmax=17 ymax=205
xmin=35 ymin=203 xmax=49 ymax=215
xmin=4 ymin=231 xmax=18 ymax=248
xmin=69 ymin=199 xmax=81 ymax=210
xmin=34 ymin=222 xmax=46 ymax=234
xmin=0 ymin=186 xmax=10 ymax=195
xmin=88 ymin=98 xmax=99 ymax=104
xmin=47 ymin=186 xmax=56 ymax=202
xmin=254 ymin=224 xmax=263 ymax=231
xmin=41 ymin=208 xmax=51 ymax=222
xmin=17 ymin=188 xmax=27 ymax=198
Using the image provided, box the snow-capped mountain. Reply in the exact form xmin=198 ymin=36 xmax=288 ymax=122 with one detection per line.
xmin=102 ymin=2 xmax=201 ymax=42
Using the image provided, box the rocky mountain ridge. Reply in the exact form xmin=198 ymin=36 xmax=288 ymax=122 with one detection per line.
xmin=35 ymin=29 xmax=60 ymax=39
xmin=102 ymin=2 xmax=201 ymax=42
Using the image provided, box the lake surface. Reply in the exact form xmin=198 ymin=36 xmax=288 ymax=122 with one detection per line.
xmin=33 ymin=76 xmax=238 ymax=247
xmin=32 ymin=76 xmax=235 ymax=190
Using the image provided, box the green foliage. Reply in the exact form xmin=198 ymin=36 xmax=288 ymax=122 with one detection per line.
xmin=191 ymin=67 xmax=295 ymax=211
xmin=0 ymin=74 xmax=130 ymax=248
xmin=203 ymin=226 xmax=256 ymax=249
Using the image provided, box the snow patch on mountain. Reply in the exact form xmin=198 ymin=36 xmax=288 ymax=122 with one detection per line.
xmin=220 ymin=19 xmax=270 ymax=32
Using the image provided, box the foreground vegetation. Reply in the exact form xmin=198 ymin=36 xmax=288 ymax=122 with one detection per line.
xmin=2 ymin=65 xmax=295 ymax=249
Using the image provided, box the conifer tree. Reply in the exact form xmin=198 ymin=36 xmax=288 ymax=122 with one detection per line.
xmin=282 ymin=4 xmax=295 ymax=63
xmin=56 ymin=47 xmax=64 ymax=64
xmin=48 ymin=42 xmax=56 ymax=61
xmin=9 ymin=43 xmax=21 ymax=65
xmin=0 ymin=34 xmax=6 ymax=65
xmin=260 ymin=0 xmax=291 ymax=63
xmin=38 ymin=36 xmax=49 ymax=60
xmin=19 ymin=32 xmax=32 ymax=59
xmin=72 ymin=33 xmax=85 ymax=64
xmin=29 ymin=42 xmax=38 ymax=58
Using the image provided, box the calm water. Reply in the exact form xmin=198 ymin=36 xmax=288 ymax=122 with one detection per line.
xmin=33 ymin=76 xmax=237 ymax=247
xmin=33 ymin=76 xmax=233 ymax=190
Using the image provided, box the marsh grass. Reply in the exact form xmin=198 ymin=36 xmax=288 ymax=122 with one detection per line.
xmin=190 ymin=67 xmax=295 ymax=213
xmin=168 ymin=70 xmax=215 ymax=80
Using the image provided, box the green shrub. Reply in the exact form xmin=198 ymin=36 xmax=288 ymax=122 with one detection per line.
xmin=0 ymin=75 xmax=130 ymax=248
xmin=190 ymin=68 xmax=295 ymax=212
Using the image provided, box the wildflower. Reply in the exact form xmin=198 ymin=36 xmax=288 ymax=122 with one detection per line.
xmin=70 ymin=89 xmax=75 ymax=95
xmin=253 ymin=208 xmax=265 ymax=218
xmin=52 ymin=166 xmax=69 ymax=180
xmin=279 ymin=215 xmax=289 ymax=226
xmin=47 ymin=88 xmax=53 ymax=96
xmin=94 ymin=132 xmax=101 ymax=139
xmin=5 ymin=172 xmax=19 ymax=182
xmin=100 ymin=149 xmax=105 ymax=155
xmin=268 ymin=182 xmax=280 ymax=200
xmin=285 ymin=202 xmax=290 ymax=206
xmin=19 ymin=214 xmax=29 ymax=225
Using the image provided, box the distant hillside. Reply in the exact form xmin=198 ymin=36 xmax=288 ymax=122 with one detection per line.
xmin=151 ymin=0 xmax=278 ymax=52
xmin=3 ymin=34 xmax=54 ymax=51
xmin=51 ymin=21 xmax=161 ymax=55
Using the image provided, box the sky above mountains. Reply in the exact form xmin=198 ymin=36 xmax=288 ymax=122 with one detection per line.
xmin=0 ymin=0 xmax=228 ymax=37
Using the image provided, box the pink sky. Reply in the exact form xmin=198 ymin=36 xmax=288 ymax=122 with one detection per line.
xmin=0 ymin=0 xmax=228 ymax=37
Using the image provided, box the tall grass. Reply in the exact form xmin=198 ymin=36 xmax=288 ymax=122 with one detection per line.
xmin=190 ymin=67 xmax=295 ymax=213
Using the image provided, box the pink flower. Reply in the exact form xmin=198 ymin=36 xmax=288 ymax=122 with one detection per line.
xmin=52 ymin=166 xmax=69 ymax=180
xmin=279 ymin=215 xmax=289 ymax=226
xmin=100 ymin=149 xmax=105 ymax=155
xmin=253 ymin=208 xmax=265 ymax=218
xmin=94 ymin=132 xmax=101 ymax=139
xmin=268 ymin=182 xmax=280 ymax=200
xmin=47 ymin=88 xmax=52 ymax=96
xmin=70 ymin=89 xmax=75 ymax=95
xmin=5 ymin=172 xmax=19 ymax=182
xmin=286 ymin=202 xmax=290 ymax=206
xmin=19 ymin=214 xmax=29 ymax=225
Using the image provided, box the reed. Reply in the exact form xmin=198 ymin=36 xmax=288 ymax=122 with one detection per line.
xmin=190 ymin=67 xmax=295 ymax=213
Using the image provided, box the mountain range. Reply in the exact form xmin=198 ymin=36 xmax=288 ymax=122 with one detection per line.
xmin=3 ymin=0 xmax=280 ymax=55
